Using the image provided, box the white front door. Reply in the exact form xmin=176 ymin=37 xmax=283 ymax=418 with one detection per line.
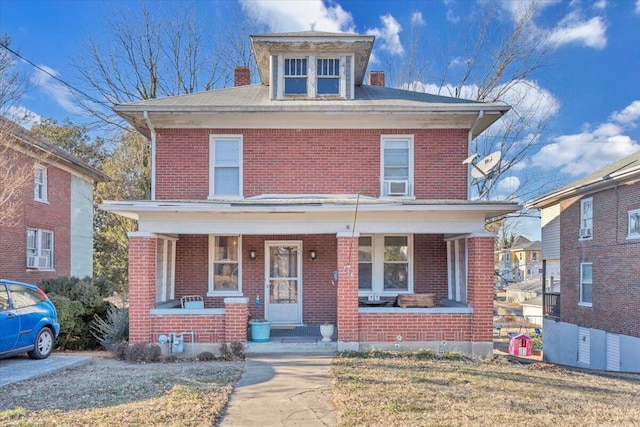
xmin=265 ymin=241 xmax=302 ymax=324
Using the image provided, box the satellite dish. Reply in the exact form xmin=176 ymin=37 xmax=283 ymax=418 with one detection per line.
xmin=471 ymin=151 xmax=501 ymax=179
xmin=463 ymin=150 xmax=502 ymax=198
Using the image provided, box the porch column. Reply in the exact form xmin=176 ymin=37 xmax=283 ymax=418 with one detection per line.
xmin=224 ymin=297 xmax=249 ymax=342
xmin=467 ymin=235 xmax=495 ymax=357
xmin=127 ymin=232 xmax=157 ymax=344
xmin=336 ymin=232 xmax=359 ymax=351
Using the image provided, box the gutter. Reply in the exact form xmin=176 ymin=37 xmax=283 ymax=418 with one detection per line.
xmin=467 ymin=110 xmax=484 ymax=199
xmin=143 ymin=111 xmax=156 ymax=201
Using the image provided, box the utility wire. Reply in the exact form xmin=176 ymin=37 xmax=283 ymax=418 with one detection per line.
xmin=0 ymin=43 xmax=112 ymax=109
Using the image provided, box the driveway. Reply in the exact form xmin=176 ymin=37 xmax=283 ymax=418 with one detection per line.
xmin=0 ymin=354 xmax=92 ymax=387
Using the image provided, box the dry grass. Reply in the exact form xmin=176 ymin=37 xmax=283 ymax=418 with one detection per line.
xmin=0 ymin=356 xmax=243 ymax=427
xmin=331 ymin=352 xmax=640 ymax=427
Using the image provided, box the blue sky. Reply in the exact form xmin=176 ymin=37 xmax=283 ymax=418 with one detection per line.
xmin=2 ymin=0 xmax=640 ymax=239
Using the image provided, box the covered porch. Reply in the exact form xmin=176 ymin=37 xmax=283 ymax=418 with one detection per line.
xmin=103 ymin=195 xmax=516 ymax=357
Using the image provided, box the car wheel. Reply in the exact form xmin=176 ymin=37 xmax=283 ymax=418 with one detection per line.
xmin=28 ymin=327 xmax=54 ymax=360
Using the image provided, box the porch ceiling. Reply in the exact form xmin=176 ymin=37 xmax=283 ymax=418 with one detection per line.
xmin=101 ymin=196 xmax=519 ymax=235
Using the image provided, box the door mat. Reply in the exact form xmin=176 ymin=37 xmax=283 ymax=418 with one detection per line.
xmin=281 ymin=337 xmax=318 ymax=344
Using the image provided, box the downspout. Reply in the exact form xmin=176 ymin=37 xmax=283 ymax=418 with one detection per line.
xmin=467 ymin=110 xmax=484 ymax=200
xmin=143 ymin=111 xmax=156 ymax=201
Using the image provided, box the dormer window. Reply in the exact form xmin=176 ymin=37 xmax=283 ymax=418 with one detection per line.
xmin=317 ymin=58 xmax=340 ymax=95
xmin=284 ymin=58 xmax=308 ymax=95
xmin=273 ymin=54 xmax=353 ymax=100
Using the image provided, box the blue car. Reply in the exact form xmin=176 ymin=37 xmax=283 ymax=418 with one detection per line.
xmin=0 ymin=280 xmax=60 ymax=359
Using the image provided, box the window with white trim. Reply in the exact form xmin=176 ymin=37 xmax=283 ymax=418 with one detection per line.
xmin=155 ymin=238 xmax=176 ymax=303
xmin=34 ymin=165 xmax=47 ymax=202
xmin=381 ymin=135 xmax=414 ymax=198
xmin=26 ymin=228 xmax=53 ymax=270
xmin=358 ymin=234 xmax=412 ymax=296
xmin=580 ymin=198 xmax=593 ymax=239
xmin=209 ymin=135 xmax=242 ymax=198
xmin=580 ymin=262 xmax=593 ymax=306
xmin=628 ymin=209 xmax=640 ymax=239
xmin=208 ymin=235 xmax=242 ymax=296
xmin=316 ymin=58 xmax=340 ymax=95
xmin=284 ymin=58 xmax=308 ymax=95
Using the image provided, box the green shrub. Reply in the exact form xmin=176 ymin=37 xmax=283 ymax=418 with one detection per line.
xmin=39 ymin=276 xmax=112 ymax=350
xmin=90 ymin=306 xmax=129 ymax=348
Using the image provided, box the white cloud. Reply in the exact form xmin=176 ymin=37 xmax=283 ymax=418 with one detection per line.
xmin=610 ymin=100 xmax=640 ymax=127
xmin=4 ymin=106 xmax=42 ymax=129
xmin=411 ymin=11 xmax=425 ymax=26
xmin=446 ymin=9 xmax=460 ymax=24
xmin=367 ymin=14 xmax=404 ymax=56
xmin=239 ymin=0 xmax=355 ymax=32
xmin=448 ymin=56 xmax=467 ymax=68
xmin=497 ymin=176 xmax=521 ymax=194
xmin=636 ymin=0 xmax=640 ymax=15
xmin=531 ymin=107 xmax=640 ymax=176
xmin=594 ymin=0 xmax=607 ymax=10
xmin=546 ymin=15 xmax=607 ymax=49
xmin=30 ymin=65 xmax=83 ymax=115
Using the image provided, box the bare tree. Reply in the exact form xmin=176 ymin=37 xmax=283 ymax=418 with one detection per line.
xmin=387 ymin=2 xmax=564 ymax=201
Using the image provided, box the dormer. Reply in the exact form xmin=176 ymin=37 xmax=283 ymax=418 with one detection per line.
xmin=250 ymin=31 xmax=375 ymax=100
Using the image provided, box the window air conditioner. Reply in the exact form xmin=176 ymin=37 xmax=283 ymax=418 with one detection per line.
xmin=580 ymin=228 xmax=592 ymax=238
xmin=27 ymin=256 xmax=37 ymax=268
xmin=37 ymin=256 xmax=49 ymax=268
xmin=386 ymin=180 xmax=409 ymax=196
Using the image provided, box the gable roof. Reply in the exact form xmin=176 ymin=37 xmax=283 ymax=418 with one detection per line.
xmin=0 ymin=116 xmax=110 ymax=183
xmin=530 ymin=150 xmax=640 ymax=208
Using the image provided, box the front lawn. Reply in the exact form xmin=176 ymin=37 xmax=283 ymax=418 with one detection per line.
xmin=331 ymin=351 xmax=640 ymax=426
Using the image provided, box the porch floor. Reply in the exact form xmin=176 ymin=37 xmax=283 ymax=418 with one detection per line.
xmin=245 ymin=325 xmax=337 ymax=354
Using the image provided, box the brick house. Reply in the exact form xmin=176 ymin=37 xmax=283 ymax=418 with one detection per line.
xmin=0 ymin=117 xmax=109 ymax=283
xmin=531 ymin=150 xmax=640 ymax=372
xmin=102 ymin=31 xmax=518 ymax=356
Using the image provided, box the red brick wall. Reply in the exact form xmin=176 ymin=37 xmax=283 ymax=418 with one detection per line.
xmin=358 ymin=313 xmax=472 ymax=342
xmin=467 ymin=237 xmax=495 ymax=342
xmin=128 ymin=236 xmax=156 ymax=343
xmin=150 ymin=315 xmax=224 ymax=344
xmin=413 ymin=234 xmax=448 ymax=300
xmin=560 ymin=183 xmax=640 ymax=338
xmin=154 ymin=128 xmax=468 ymax=200
xmin=0 ymin=147 xmax=71 ymax=283
xmin=337 ymin=235 xmax=359 ymax=342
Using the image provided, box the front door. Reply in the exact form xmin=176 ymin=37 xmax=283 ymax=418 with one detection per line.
xmin=265 ymin=241 xmax=302 ymax=324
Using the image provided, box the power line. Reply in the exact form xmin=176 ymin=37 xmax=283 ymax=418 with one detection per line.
xmin=0 ymin=43 xmax=112 ymax=110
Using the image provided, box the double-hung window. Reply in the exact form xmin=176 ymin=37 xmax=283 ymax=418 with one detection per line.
xmin=284 ymin=58 xmax=308 ymax=95
xmin=209 ymin=135 xmax=242 ymax=198
xmin=381 ymin=135 xmax=414 ymax=197
xmin=358 ymin=234 xmax=412 ymax=296
xmin=580 ymin=262 xmax=593 ymax=306
xmin=580 ymin=198 xmax=593 ymax=239
xmin=27 ymin=228 xmax=53 ymax=270
xmin=316 ymin=58 xmax=340 ymax=95
xmin=34 ymin=165 xmax=47 ymax=203
xmin=628 ymin=209 xmax=640 ymax=239
xmin=208 ymin=235 xmax=242 ymax=296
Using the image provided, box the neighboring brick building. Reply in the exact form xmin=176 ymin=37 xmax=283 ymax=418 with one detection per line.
xmin=0 ymin=117 xmax=109 ymax=283
xmin=531 ymin=150 xmax=640 ymax=372
xmin=103 ymin=31 xmax=517 ymax=356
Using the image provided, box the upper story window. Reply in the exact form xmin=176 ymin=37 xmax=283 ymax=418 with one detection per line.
xmin=532 ymin=252 xmax=538 ymax=261
xmin=580 ymin=262 xmax=593 ymax=306
xmin=381 ymin=135 xmax=414 ymax=198
xmin=580 ymin=197 xmax=593 ymax=239
xmin=284 ymin=58 xmax=308 ymax=95
xmin=209 ymin=135 xmax=242 ymax=199
xmin=208 ymin=235 xmax=242 ymax=296
xmin=628 ymin=208 xmax=640 ymax=239
xmin=317 ymin=58 xmax=340 ymax=95
xmin=27 ymin=228 xmax=53 ymax=270
xmin=34 ymin=165 xmax=48 ymax=203
xmin=273 ymin=55 xmax=352 ymax=100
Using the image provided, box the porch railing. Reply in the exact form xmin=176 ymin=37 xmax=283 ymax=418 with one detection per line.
xmin=544 ymin=292 xmax=560 ymax=319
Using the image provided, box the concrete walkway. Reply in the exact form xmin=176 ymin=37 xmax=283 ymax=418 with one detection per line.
xmin=219 ymin=353 xmax=336 ymax=426
xmin=0 ymin=354 xmax=92 ymax=387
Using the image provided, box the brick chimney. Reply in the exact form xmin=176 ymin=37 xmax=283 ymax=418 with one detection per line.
xmin=234 ymin=66 xmax=251 ymax=87
xmin=369 ymin=71 xmax=385 ymax=87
